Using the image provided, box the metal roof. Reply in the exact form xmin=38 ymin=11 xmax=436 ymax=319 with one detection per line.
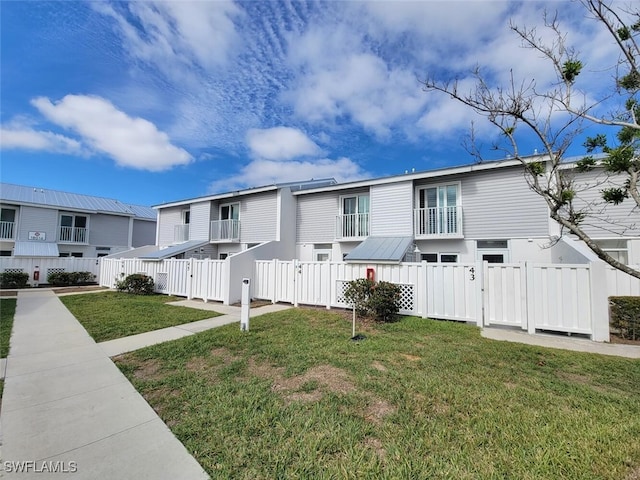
xmin=0 ymin=183 xmax=156 ymax=220
xmin=13 ymin=241 xmax=60 ymax=257
xmin=139 ymin=240 xmax=209 ymax=261
xmin=344 ymin=237 xmax=414 ymax=264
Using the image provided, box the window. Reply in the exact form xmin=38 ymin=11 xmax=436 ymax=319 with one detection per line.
xmin=595 ymin=239 xmax=628 ymax=264
xmin=340 ymin=194 xmax=369 ymax=237
xmin=0 ymin=250 xmax=12 ymax=257
xmin=60 ymin=214 xmax=88 ymax=242
xmin=421 ymin=253 xmax=458 ymax=263
xmin=220 ymin=203 xmax=239 ymax=221
xmin=477 ymin=239 xmax=509 ymax=263
xmin=421 ymin=253 xmax=438 ymax=262
xmin=182 ymin=210 xmax=190 ymax=224
xmin=219 ymin=253 xmax=229 ymax=260
xmin=416 ymin=183 xmax=460 ymax=235
xmin=0 ymin=208 xmax=15 ymax=239
xmin=216 ymin=203 xmax=240 ymax=240
xmin=440 ymin=254 xmax=458 ymax=263
xmin=314 ymin=244 xmax=332 ymax=261
xmin=482 ymin=254 xmax=504 ymax=263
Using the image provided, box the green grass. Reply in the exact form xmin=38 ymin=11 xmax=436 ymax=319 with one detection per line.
xmin=60 ymin=292 xmax=220 ymax=342
xmin=115 ymin=309 xmax=640 ymax=479
xmin=1 ymin=298 xmax=16 ymax=358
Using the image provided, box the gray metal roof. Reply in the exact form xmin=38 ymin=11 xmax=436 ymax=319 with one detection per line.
xmin=344 ymin=237 xmax=414 ymax=263
xmin=13 ymin=241 xmax=60 ymax=257
xmin=139 ymin=240 xmax=209 ymax=260
xmin=0 ymin=183 xmax=156 ymax=220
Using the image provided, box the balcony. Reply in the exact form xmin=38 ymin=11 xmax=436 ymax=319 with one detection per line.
xmin=336 ymin=213 xmax=369 ymax=240
xmin=59 ymin=226 xmax=88 ymax=243
xmin=210 ymin=219 xmax=240 ymax=242
xmin=414 ymin=206 xmax=463 ymax=238
xmin=0 ymin=221 xmax=15 ymax=240
xmin=174 ymin=224 xmax=190 ymax=243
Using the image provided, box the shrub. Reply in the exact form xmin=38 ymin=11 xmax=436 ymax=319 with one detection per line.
xmin=368 ymin=281 xmax=401 ymax=322
xmin=47 ymin=271 xmax=96 ymax=286
xmin=343 ymin=278 xmax=401 ymax=322
xmin=343 ymin=278 xmax=375 ymax=315
xmin=116 ymin=273 xmax=155 ymax=295
xmin=610 ymin=296 xmax=640 ymax=340
xmin=0 ymin=272 xmax=29 ymax=289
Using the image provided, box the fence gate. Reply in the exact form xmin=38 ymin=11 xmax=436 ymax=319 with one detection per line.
xmin=482 ymin=263 xmax=528 ymax=329
xmin=424 ymin=263 xmax=482 ymax=324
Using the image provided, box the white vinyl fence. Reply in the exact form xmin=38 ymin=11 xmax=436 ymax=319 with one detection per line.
xmin=0 ymin=257 xmax=101 ymax=285
xmin=99 ymin=257 xmax=640 ymax=342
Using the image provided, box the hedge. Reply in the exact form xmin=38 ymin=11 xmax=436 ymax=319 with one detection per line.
xmin=610 ymin=296 xmax=640 ymax=341
xmin=47 ymin=271 xmax=96 ymax=286
xmin=0 ymin=272 xmax=29 ymax=289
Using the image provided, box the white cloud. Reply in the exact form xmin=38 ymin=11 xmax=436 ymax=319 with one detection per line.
xmin=209 ymin=157 xmax=368 ymax=193
xmin=0 ymin=126 xmax=84 ymax=154
xmin=95 ymin=1 xmax=242 ymax=74
xmin=246 ymin=127 xmax=322 ymax=161
xmin=31 ymin=95 xmax=192 ymax=171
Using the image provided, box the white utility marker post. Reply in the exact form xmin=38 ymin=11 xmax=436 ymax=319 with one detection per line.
xmin=240 ymin=278 xmax=250 ymax=331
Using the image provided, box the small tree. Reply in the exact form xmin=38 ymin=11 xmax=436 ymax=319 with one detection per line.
xmin=423 ymin=0 xmax=640 ymax=280
xmin=343 ymin=278 xmax=401 ymax=323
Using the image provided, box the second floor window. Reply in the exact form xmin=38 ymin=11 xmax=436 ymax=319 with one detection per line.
xmin=341 ymin=194 xmax=369 ymax=237
xmin=417 ymin=184 xmax=460 ymax=236
xmin=60 ymin=214 xmax=87 ymax=242
xmin=0 ymin=208 xmax=16 ymax=239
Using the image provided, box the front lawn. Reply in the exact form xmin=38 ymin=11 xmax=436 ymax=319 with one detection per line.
xmin=61 ymin=292 xmax=220 ymax=342
xmin=1 ymin=298 xmax=16 ymax=358
xmin=115 ymin=308 xmax=640 ymax=479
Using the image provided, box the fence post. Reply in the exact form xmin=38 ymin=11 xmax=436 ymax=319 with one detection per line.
xmin=271 ymin=259 xmax=277 ymax=304
xmin=589 ymin=261 xmax=610 ymax=342
xmin=421 ymin=260 xmax=428 ymax=319
xmin=293 ymin=259 xmax=299 ymax=307
xmin=222 ymin=258 xmax=231 ymax=305
xmin=525 ymin=262 xmax=536 ymax=335
xmin=475 ymin=261 xmax=484 ymax=327
xmin=187 ymin=257 xmax=194 ymax=300
xmin=325 ymin=262 xmax=332 ymax=310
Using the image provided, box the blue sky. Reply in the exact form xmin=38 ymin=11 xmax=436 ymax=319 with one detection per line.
xmin=0 ymin=1 xmax=623 ymax=206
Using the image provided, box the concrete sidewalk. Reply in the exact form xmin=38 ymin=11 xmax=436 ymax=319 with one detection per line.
xmin=99 ymin=301 xmax=292 ymax=357
xmin=482 ymin=327 xmax=640 ymax=358
xmin=0 ymin=290 xmax=210 ymax=479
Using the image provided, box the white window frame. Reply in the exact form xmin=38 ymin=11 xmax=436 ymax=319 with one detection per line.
xmin=182 ymin=209 xmax=191 ymax=225
xmin=339 ymin=193 xmax=370 ymax=215
xmin=439 ymin=253 xmax=459 ymax=263
xmin=594 ymin=239 xmax=629 ymax=265
xmin=219 ymin=202 xmax=240 ymax=221
xmin=415 ymin=181 xmax=462 ymax=210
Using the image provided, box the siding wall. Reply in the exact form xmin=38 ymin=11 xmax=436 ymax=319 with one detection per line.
xmin=189 ymin=201 xmax=212 ymax=241
xmin=132 ymin=219 xmax=156 ymax=247
xmin=452 ymin=166 xmax=550 ymax=238
xmin=240 ymin=192 xmax=278 ymax=243
xmin=568 ymin=168 xmax=640 ymax=237
xmin=90 ymin=214 xmax=129 ymax=246
xmin=157 ymin=206 xmax=182 ymax=247
xmin=296 ymin=192 xmax=339 ymax=243
xmin=370 ymin=181 xmax=413 ymax=236
xmin=17 ymin=206 xmax=58 ymax=242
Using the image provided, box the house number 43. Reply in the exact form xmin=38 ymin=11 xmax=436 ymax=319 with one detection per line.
xmin=469 ymin=267 xmax=475 ymax=281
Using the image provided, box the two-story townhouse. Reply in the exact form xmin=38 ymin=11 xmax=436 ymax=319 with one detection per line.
xmin=144 ymin=179 xmax=336 ymax=261
xmin=0 ymin=183 xmax=156 ymax=258
xmin=294 ymin=157 xmax=640 ymax=265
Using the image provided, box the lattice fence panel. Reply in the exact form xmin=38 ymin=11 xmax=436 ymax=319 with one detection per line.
xmin=155 ymin=272 xmax=168 ymax=292
xmin=47 ymin=268 xmax=65 ymax=278
xmin=3 ymin=268 xmax=24 ymax=273
xmin=336 ymin=280 xmax=414 ymax=313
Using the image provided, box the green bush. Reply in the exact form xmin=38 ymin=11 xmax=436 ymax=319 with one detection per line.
xmin=0 ymin=272 xmax=29 ymax=288
xmin=116 ymin=273 xmax=155 ymax=295
xmin=47 ymin=271 xmax=96 ymax=286
xmin=369 ymin=281 xmax=402 ymax=322
xmin=343 ymin=278 xmax=375 ymax=315
xmin=343 ymin=278 xmax=401 ymax=322
xmin=610 ymin=296 xmax=640 ymax=340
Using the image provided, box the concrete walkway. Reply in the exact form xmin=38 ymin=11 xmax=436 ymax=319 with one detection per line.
xmin=0 ymin=290 xmax=210 ymax=479
xmin=482 ymin=327 xmax=640 ymax=359
xmin=99 ymin=301 xmax=292 ymax=357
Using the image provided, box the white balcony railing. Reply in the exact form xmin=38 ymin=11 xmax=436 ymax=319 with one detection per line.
xmin=414 ymin=206 xmax=462 ymax=237
xmin=336 ymin=213 xmax=369 ymax=239
xmin=210 ymin=219 xmax=240 ymax=241
xmin=174 ymin=224 xmax=190 ymax=243
xmin=59 ymin=226 xmax=88 ymax=243
xmin=0 ymin=221 xmax=15 ymax=240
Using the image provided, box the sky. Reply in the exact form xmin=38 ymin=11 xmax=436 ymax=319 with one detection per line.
xmin=0 ymin=0 xmax=629 ymax=207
